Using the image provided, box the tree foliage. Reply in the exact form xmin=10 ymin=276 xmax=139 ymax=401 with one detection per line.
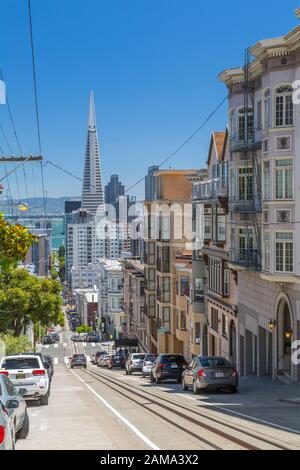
xmin=0 ymin=268 xmax=63 ymax=337
xmin=0 ymin=330 xmax=32 ymax=355
xmin=76 ymin=325 xmax=92 ymax=334
xmin=0 ymin=214 xmax=36 ymax=271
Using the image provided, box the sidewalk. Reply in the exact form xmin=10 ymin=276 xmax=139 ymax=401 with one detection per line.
xmin=238 ymin=375 xmax=300 ymax=404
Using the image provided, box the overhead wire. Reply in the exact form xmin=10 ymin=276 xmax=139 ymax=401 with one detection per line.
xmin=27 ymin=0 xmax=47 ymax=219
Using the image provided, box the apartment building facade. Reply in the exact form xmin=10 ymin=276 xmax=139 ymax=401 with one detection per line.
xmin=219 ymin=11 xmax=300 ymax=382
xmin=121 ymin=259 xmax=147 ymax=351
xmin=191 ymin=132 xmax=239 ymax=367
xmin=97 ymin=259 xmax=125 ymax=340
xmin=143 ymin=169 xmax=197 ymax=354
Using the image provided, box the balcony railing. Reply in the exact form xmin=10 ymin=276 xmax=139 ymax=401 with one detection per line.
xmin=229 ymin=248 xmax=261 ymax=271
xmin=229 ymin=195 xmax=261 ymax=213
xmin=192 ymin=176 xmax=228 ymax=202
xmin=229 ymin=132 xmax=262 ymax=152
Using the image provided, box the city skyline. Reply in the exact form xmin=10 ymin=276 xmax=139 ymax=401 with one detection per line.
xmin=0 ymin=0 xmax=299 ymax=202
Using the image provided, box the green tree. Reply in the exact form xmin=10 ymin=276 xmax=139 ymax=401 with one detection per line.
xmin=0 ymin=214 xmax=36 ymax=272
xmin=0 ymin=268 xmax=63 ymax=337
xmin=58 ymin=245 xmax=65 ymax=258
xmin=76 ymin=325 xmax=92 ymax=334
xmin=0 ymin=330 xmax=32 ymax=355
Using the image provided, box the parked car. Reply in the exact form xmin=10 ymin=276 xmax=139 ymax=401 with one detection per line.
xmin=0 ymin=374 xmax=29 ymax=440
xmin=108 ymin=355 xmax=126 ymax=369
xmin=142 ymin=354 xmax=158 ymax=377
xmin=0 ymin=355 xmax=50 ymax=405
xmin=181 ymin=356 xmax=238 ymax=394
xmin=49 ymin=332 xmax=60 ymax=342
xmin=21 ymin=353 xmax=53 ymax=382
xmin=70 ymin=354 xmax=87 ymax=369
xmin=85 ymin=334 xmax=100 ymax=343
xmin=0 ymin=401 xmax=14 ymax=450
xmin=92 ymin=351 xmax=106 ymax=365
xmin=42 ymin=355 xmax=54 ymax=380
xmin=125 ymin=353 xmax=146 ymax=375
xmin=42 ymin=335 xmax=55 ymax=345
xmin=98 ymin=355 xmax=112 ymax=368
xmin=150 ymin=354 xmax=188 ymax=384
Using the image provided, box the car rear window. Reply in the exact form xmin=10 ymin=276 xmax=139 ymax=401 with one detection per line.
xmin=73 ymin=355 xmax=85 ymax=359
xmin=2 ymin=358 xmax=40 ymax=370
xmin=200 ymin=357 xmax=230 ymax=367
xmin=132 ymin=354 xmax=146 ymax=360
xmin=160 ymin=355 xmax=186 ymax=364
xmin=145 ymin=355 xmax=157 ymax=362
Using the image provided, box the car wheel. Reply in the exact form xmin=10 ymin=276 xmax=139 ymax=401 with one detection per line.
xmin=17 ymin=410 xmax=30 ymax=439
xmin=84 ymin=366 xmax=87 ymax=369
xmin=40 ymin=393 xmax=49 ymax=406
xmin=70 ymin=366 xmax=73 ymax=369
xmin=182 ymin=378 xmax=188 ymax=391
xmin=156 ymin=376 xmax=161 ymax=385
xmin=193 ymin=380 xmax=200 ymax=395
xmin=230 ymin=386 xmax=238 ymax=394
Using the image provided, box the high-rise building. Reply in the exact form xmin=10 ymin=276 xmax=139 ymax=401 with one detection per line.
xmin=105 ymin=175 xmax=125 ymax=205
xmin=64 ymin=198 xmax=81 ymax=278
xmin=81 ymin=91 xmax=104 ymax=215
xmin=145 ymin=165 xmax=159 ymax=201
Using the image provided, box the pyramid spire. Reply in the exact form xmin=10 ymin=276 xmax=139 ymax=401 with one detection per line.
xmin=81 ymin=90 xmax=104 ymax=215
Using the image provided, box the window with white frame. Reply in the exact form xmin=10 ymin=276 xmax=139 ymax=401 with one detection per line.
xmin=204 ymin=207 xmax=211 ymax=239
xmin=263 ymin=161 xmax=270 ymax=200
xmin=275 ymin=232 xmax=293 ymax=273
xmin=263 ymin=230 xmax=271 ymax=272
xmin=238 ymin=167 xmax=253 ymax=201
xmin=238 ymin=107 xmax=254 ymax=141
xmin=229 ymin=109 xmax=235 ymax=137
xmin=239 ymin=227 xmax=254 ymax=260
xmin=275 ymin=158 xmax=293 ymax=200
xmin=275 ymin=85 xmax=293 ymax=127
xmin=263 ymin=88 xmax=271 ymax=129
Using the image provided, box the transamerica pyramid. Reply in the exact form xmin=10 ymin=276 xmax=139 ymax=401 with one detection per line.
xmin=81 ymin=90 xmax=104 ymax=215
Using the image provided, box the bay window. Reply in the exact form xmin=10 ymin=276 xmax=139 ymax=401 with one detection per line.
xmin=263 ymin=89 xmax=271 ymax=129
xmin=238 ymin=107 xmax=254 ymax=141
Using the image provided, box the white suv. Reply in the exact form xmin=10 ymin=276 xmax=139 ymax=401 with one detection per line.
xmin=0 ymin=354 xmax=50 ymax=405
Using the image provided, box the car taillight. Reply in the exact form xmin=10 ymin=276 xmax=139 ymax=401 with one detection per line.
xmin=0 ymin=371 xmax=9 ymax=376
xmin=0 ymin=425 xmax=5 ymax=444
xmin=158 ymin=363 xmax=166 ymax=369
xmin=232 ymin=368 xmax=238 ymax=377
xmin=198 ymin=369 xmax=207 ymax=377
xmin=32 ymin=369 xmax=45 ymax=376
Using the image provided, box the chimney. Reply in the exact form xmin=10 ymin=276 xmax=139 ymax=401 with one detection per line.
xmin=295 ymin=7 xmax=300 ymax=19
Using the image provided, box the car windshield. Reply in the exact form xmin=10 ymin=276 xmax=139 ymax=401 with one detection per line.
xmin=132 ymin=354 xmax=145 ymax=360
xmin=200 ymin=357 xmax=230 ymax=367
xmin=145 ymin=355 xmax=157 ymax=362
xmin=161 ymin=355 xmax=186 ymax=364
xmin=2 ymin=358 xmax=40 ymax=370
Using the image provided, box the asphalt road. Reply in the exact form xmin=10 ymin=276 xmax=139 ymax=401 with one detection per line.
xmin=16 ymin=335 xmax=300 ymax=450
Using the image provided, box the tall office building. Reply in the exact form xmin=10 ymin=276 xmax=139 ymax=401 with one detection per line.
xmin=105 ymin=175 xmax=125 ymax=205
xmin=145 ymin=165 xmax=159 ymax=201
xmin=81 ymin=91 xmax=104 ymax=215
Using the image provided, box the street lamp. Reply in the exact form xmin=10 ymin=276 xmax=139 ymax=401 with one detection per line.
xmin=268 ymin=319 xmax=276 ymax=330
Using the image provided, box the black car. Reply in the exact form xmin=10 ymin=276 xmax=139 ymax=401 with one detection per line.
xmin=107 ymin=354 xmax=126 ymax=369
xmin=150 ymin=354 xmax=188 ymax=384
xmin=70 ymin=354 xmax=87 ymax=369
xmin=49 ymin=332 xmax=60 ymax=343
xmin=43 ymin=355 xmax=54 ymax=380
xmin=42 ymin=335 xmax=55 ymax=345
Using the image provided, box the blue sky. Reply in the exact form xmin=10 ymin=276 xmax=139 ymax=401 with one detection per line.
xmin=0 ymin=0 xmax=299 ymax=200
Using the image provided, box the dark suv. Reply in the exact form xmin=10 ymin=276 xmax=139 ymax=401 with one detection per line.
xmin=150 ymin=354 xmax=188 ymax=384
xmin=70 ymin=354 xmax=87 ymax=369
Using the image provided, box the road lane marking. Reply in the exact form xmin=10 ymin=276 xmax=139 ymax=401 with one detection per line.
xmin=71 ymin=370 xmax=160 ymax=450
xmin=91 ymin=343 xmax=95 ymax=347
xmin=175 ymin=393 xmax=196 ymax=400
xmin=54 ymin=344 xmax=58 ymax=348
xmin=54 ymin=357 xmax=59 ymax=365
xmin=82 ymin=342 xmax=86 ymax=347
